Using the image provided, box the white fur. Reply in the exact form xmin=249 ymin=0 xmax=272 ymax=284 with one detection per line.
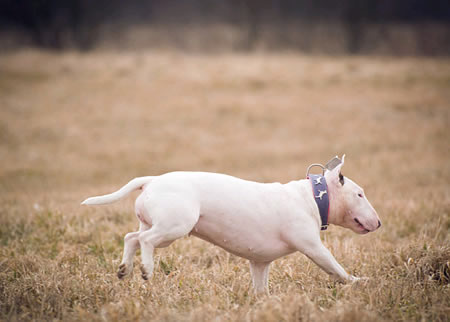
xmin=82 ymin=156 xmax=380 ymax=293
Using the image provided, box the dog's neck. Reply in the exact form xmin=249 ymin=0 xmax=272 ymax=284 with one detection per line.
xmin=324 ymin=177 xmax=346 ymax=226
xmin=289 ymin=177 xmax=346 ymax=229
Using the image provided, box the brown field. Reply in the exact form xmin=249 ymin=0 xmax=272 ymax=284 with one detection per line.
xmin=0 ymin=50 xmax=449 ymax=321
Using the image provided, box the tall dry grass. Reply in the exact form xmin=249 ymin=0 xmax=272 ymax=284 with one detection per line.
xmin=0 ymin=50 xmax=449 ymax=321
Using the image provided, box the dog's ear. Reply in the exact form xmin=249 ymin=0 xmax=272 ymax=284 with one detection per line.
xmin=326 ymin=155 xmax=345 ymax=187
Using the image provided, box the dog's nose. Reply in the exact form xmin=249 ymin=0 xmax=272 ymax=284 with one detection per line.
xmin=377 ymin=220 xmax=381 ymax=229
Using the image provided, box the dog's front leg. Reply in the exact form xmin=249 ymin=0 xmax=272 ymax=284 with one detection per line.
xmin=286 ymin=227 xmax=356 ymax=282
xmin=249 ymin=261 xmax=271 ymax=294
xmin=302 ymin=241 xmax=356 ymax=282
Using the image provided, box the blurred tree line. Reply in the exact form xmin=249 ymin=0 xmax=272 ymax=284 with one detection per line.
xmin=0 ymin=0 xmax=449 ymax=54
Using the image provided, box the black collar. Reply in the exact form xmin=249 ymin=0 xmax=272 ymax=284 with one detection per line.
xmin=308 ymin=174 xmax=330 ymax=230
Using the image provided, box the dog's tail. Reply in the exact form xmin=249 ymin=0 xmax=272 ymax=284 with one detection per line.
xmin=81 ymin=176 xmax=154 ymax=206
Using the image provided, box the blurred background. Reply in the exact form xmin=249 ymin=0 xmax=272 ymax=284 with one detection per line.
xmin=0 ymin=2 xmax=449 ymax=321
xmin=1 ymin=0 xmax=449 ymax=55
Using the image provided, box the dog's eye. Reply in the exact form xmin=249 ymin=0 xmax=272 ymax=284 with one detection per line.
xmin=358 ymin=193 xmax=363 ymax=198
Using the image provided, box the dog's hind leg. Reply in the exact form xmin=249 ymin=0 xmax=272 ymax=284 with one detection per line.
xmin=118 ymin=222 xmax=149 ymax=279
xmin=138 ymin=195 xmax=200 ymax=281
xmin=249 ymin=261 xmax=271 ymax=294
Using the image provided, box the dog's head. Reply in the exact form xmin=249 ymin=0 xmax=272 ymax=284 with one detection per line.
xmin=325 ymin=155 xmax=381 ymax=234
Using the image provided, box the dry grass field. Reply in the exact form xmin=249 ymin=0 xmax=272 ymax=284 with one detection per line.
xmin=0 ymin=50 xmax=449 ymax=321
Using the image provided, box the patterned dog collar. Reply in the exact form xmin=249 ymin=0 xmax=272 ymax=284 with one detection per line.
xmin=308 ymin=174 xmax=330 ymax=231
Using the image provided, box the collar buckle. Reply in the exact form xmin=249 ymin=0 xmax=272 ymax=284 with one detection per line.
xmin=306 ymin=163 xmax=325 ymax=178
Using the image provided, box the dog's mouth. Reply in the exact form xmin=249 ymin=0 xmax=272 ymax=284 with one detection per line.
xmin=354 ymin=218 xmax=370 ymax=233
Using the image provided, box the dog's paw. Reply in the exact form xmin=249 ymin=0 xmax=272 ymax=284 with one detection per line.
xmin=140 ymin=265 xmax=150 ymax=280
xmin=349 ymin=275 xmax=369 ymax=283
xmin=117 ymin=263 xmax=132 ymax=279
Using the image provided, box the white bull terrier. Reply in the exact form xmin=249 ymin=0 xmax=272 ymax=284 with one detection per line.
xmin=81 ymin=155 xmax=381 ymax=293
